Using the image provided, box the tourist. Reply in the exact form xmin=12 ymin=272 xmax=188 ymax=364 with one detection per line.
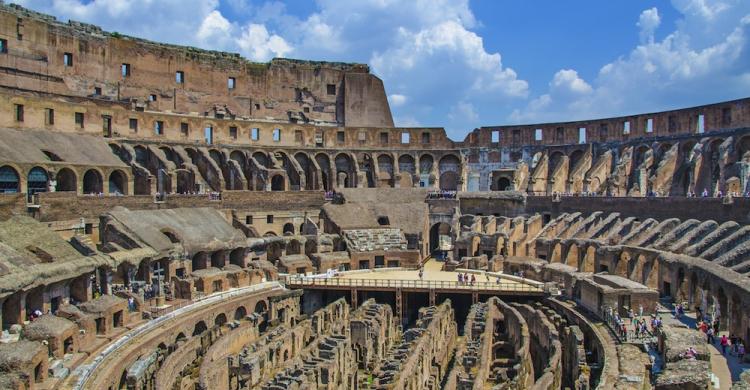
xmin=707 ymin=327 xmax=715 ymax=344
xmin=470 ymin=274 xmax=476 ymax=286
xmin=638 ymin=304 xmax=643 ymax=317
xmin=458 ymin=273 xmax=463 ymax=285
xmin=731 ymin=334 xmax=739 ymax=354
xmin=684 ymin=347 xmax=697 ymax=360
xmin=485 ymin=273 xmax=490 ymax=283
xmin=495 ymin=275 xmax=501 ymax=285
xmin=720 ymin=334 xmax=730 ymax=354
xmin=702 ymin=188 xmax=709 ymax=197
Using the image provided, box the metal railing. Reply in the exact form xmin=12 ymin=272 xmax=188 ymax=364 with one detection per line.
xmin=283 ymin=275 xmax=545 ymax=293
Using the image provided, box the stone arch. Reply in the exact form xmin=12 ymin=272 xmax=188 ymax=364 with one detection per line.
xmin=642 ymin=257 xmax=659 ymax=289
xmin=192 ymin=252 xmax=208 ymax=271
xmin=287 ymin=239 xmax=301 ymax=255
xmin=276 ymin=151 xmax=300 ymax=190
xmin=377 ymin=154 xmax=395 ymax=187
xmin=174 ymin=332 xmax=186 ymax=345
xmin=565 ymin=244 xmax=579 ymax=268
xmin=314 ymin=153 xmax=332 ymax=191
xmin=0 ymin=165 xmax=20 ymax=194
xmin=234 ymin=306 xmax=247 ymax=321
xmin=214 ymin=313 xmax=227 ymax=327
xmin=192 ymin=320 xmax=207 ymax=336
xmin=495 ymin=177 xmax=511 ymax=191
xmin=581 ymin=245 xmax=596 ymax=273
xmin=398 ymin=154 xmax=416 ymax=187
xmin=26 ymin=166 xmax=49 ymax=201
xmin=629 ymin=254 xmax=647 ymax=282
xmin=229 ymin=248 xmax=246 ymax=267
xmin=439 ymin=171 xmax=459 ymax=191
xmin=615 ymin=251 xmax=631 ymax=277
xmin=253 ymin=151 xmax=269 ymax=168
xmin=55 ymin=167 xmax=77 ymax=192
xmin=211 ymin=251 xmax=226 ymax=268
xmin=429 ymin=222 xmax=451 ymax=254
xmin=550 ymin=243 xmax=563 ymax=263
xmin=271 ymin=174 xmax=285 ymax=191
xmin=283 ymin=223 xmax=295 ymax=235
xmin=334 ymin=153 xmax=355 ymax=188
xmin=294 ymin=152 xmax=315 ymax=190
xmin=358 ymin=153 xmax=376 ymax=188
xmin=108 ymin=169 xmax=128 ymax=195
xmin=82 ymin=169 xmax=103 ymax=194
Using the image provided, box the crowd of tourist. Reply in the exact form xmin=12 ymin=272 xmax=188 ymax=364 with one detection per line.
xmin=427 ymin=190 xmax=457 ymax=199
xmin=604 ymin=305 xmax=663 ymax=341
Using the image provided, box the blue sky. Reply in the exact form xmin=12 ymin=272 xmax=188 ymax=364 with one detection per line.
xmin=15 ymin=0 xmax=750 ymax=140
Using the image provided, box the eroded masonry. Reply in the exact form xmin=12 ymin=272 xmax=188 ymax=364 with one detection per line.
xmin=1 ymin=3 xmax=750 ymax=390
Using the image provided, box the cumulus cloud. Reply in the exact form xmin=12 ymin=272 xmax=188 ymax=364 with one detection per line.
xmin=510 ymin=1 xmax=750 ymax=124
xmin=236 ymin=24 xmax=292 ymax=61
xmin=638 ymin=7 xmax=661 ymax=43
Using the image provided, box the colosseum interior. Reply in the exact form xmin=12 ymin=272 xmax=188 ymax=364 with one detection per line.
xmin=0 ymin=3 xmax=749 ymax=390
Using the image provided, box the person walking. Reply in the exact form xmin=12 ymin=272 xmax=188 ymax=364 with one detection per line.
xmin=720 ymin=334 xmax=729 ymax=355
xmin=738 ymin=342 xmax=745 ymax=362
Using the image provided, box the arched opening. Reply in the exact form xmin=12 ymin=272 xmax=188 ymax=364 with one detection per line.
xmin=429 ymin=222 xmax=452 ymax=254
xmin=615 ymin=252 xmax=631 ymax=277
xmin=211 ymin=251 xmax=226 ymax=268
xmin=55 ymin=168 xmax=77 ymax=192
xmin=335 ymin=153 xmax=355 ymax=188
xmin=550 ymin=243 xmax=563 ymax=263
xmin=282 ymin=223 xmax=295 ymax=235
xmin=315 ymin=154 xmax=332 ymax=191
xmin=565 ymin=244 xmax=579 ymax=268
xmin=377 ymin=154 xmax=395 ymax=187
xmin=27 ymin=167 xmax=48 ymax=201
xmin=0 ymin=166 xmax=20 ymax=193
xmin=234 ymin=306 xmax=247 ymax=321
xmin=271 ymin=175 xmax=285 ymax=191
xmin=161 ymin=230 xmax=180 ymax=244
xmin=192 ymin=320 xmax=207 ymax=336
xmin=108 ymin=170 xmax=128 ymax=195
xmin=582 ymin=246 xmax=596 ymax=273
xmin=254 ymin=300 xmax=269 ymax=332
xmin=439 ymin=171 xmax=459 ymax=191
xmin=438 ymin=154 xmax=460 ymax=190
xmin=192 ymin=252 xmax=207 ymax=271
xmin=82 ymin=169 xmax=103 ymax=194
xmin=214 ymin=313 xmax=227 ymax=328
xmin=174 ymin=332 xmax=186 ymax=345
xmin=495 ymin=177 xmax=511 ymax=191
xmin=294 ymin=152 xmax=315 ymax=190
xmin=398 ymin=154 xmax=416 ymax=187
xmin=229 ymin=248 xmax=245 ymax=267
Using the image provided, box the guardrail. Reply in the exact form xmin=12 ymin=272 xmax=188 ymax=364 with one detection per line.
xmin=283 ymin=275 xmax=545 ymax=293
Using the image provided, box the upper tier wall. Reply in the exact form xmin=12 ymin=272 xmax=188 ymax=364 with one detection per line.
xmin=0 ymin=4 xmax=393 ymax=128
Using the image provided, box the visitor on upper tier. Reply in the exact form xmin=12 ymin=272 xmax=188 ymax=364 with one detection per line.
xmin=702 ymin=188 xmax=709 ymax=197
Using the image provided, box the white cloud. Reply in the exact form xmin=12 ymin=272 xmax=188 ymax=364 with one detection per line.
xmin=236 ymin=24 xmax=292 ymax=61
xmin=449 ymin=101 xmax=479 ymax=123
xmin=510 ymin=2 xmax=750 ymax=124
xmin=638 ymin=7 xmax=661 ymax=43
xmin=389 ymin=94 xmax=408 ymax=107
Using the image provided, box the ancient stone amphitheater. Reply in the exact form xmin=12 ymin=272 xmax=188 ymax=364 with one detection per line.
xmin=0 ymin=3 xmax=749 ymax=390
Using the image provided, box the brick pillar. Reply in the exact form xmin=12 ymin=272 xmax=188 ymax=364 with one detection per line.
xmin=429 ymin=289 xmax=436 ymax=307
xmin=351 ymin=289 xmax=358 ymax=309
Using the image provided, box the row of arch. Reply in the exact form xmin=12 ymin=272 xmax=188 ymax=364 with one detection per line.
xmin=0 ymin=164 xmax=129 ymax=199
xmin=116 ymin=142 xmax=464 ymax=194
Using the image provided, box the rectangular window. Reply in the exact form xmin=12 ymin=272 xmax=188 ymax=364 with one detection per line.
xmin=315 ymin=130 xmax=324 ymax=147
xmin=175 ymin=71 xmax=184 ymax=84
xmin=0 ymin=39 xmax=7 ymax=54
xmin=129 ymin=118 xmax=138 ymax=132
xmin=75 ymin=112 xmax=84 ymax=128
xmin=228 ymin=77 xmax=236 ymax=89
xmin=380 ymin=132 xmax=389 ymax=144
xmin=491 ymin=130 xmax=500 ymax=143
xmin=722 ymin=107 xmax=732 ymax=126
xmin=14 ymin=104 xmax=23 ymax=122
xmin=45 ymin=108 xmax=54 ymax=125
xmin=512 ymin=129 xmax=520 ymax=145
xmin=245 ymin=215 xmax=253 ymax=224
xmin=251 ymin=127 xmax=259 ymax=141
xmin=149 ymin=94 xmax=157 ymax=102
xmin=294 ymin=130 xmax=303 ymax=144
xmin=155 ymin=120 xmax=164 ymax=135
xmin=266 ymin=215 xmax=273 ymax=223
xmin=421 ymin=132 xmax=431 ymax=144
xmin=623 ymin=121 xmax=631 ymax=134
xmin=102 ymin=115 xmax=112 ymax=137
xmin=229 ymin=126 xmax=238 ymax=139
xmin=646 ymin=118 xmax=653 ymax=133
xmin=535 ymin=128 xmax=543 ymax=141
xmin=358 ymin=130 xmax=367 ymax=142
xmin=401 ymin=132 xmax=410 ymax=144
xmin=555 ymin=127 xmax=565 ymax=143
xmin=697 ymin=114 xmax=705 ymax=134
xmin=181 ymin=122 xmax=189 ymax=137
xmin=63 ymin=52 xmax=73 ymax=66
xmin=205 ymin=126 xmax=213 ymax=144
xmin=326 ymin=84 xmax=336 ymax=95
xmin=599 ymin=124 xmax=608 ymax=140
xmin=578 ymin=127 xmax=587 ymax=144
xmin=121 ymin=63 xmax=130 ymax=77
xmin=94 ymin=87 xmax=102 ymax=96
xmin=337 ymin=131 xmax=345 ymax=143
xmin=273 ymin=128 xmax=280 ymax=142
